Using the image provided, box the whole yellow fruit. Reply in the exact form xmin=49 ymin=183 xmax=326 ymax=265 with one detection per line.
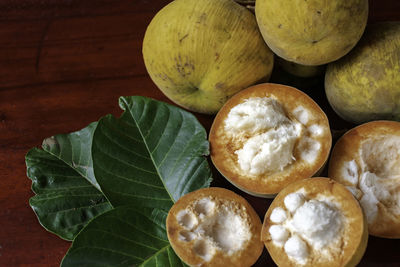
xmin=255 ymin=0 xmax=368 ymax=66
xmin=325 ymin=22 xmax=400 ymax=124
xmin=143 ymin=0 xmax=274 ymax=114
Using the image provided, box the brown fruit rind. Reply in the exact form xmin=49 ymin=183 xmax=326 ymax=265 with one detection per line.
xmin=166 ymin=187 xmax=263 ymax=267
xmin=262 ymin=178 xmax=368 ymax=267
xmin=209 ymin=83 xmax=331 ymax=197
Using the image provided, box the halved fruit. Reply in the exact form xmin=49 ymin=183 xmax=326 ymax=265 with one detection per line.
xmin=329 ymin=120 xmax=400 ymax=238
xmin=262 ymin=177 xmax=368 ymax=267
xmin=166 ymin=187 xmax=263 ymax=267
xmin=209 ymin=83 xmax=331 ymax=197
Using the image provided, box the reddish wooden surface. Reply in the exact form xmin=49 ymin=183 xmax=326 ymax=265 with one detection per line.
xmin=0 ymin=0 xmax=399 ymax=266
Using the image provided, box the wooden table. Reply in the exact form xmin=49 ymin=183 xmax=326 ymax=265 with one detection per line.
xmin=0 ymin=0 xmax=399 ymax=266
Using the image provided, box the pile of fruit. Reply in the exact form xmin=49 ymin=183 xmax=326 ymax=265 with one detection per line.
xmin=26 ymin=0 xmax=399 ymax=266
xmin=143 ymin=0 xmax=399 ymax=123
xmin=142 ymin=0 xmax=400 ymax=266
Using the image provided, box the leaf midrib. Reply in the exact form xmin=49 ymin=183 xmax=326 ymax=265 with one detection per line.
xmin=122 ymin=97 xmax=176 ymax=205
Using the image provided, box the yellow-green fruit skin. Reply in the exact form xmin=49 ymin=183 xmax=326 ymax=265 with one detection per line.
xmin=255 ymin=0 xmax=368 ymax=66
xmin=325 ymin=22 xmax=400 ymax=124
xmin=143 ymin=0 xmax=274 ymax=114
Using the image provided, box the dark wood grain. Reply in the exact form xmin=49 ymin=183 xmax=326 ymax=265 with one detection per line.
xmin=0 ymin=0 xmax=399 ymax=266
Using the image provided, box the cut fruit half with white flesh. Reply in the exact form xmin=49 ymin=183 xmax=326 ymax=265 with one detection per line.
xmin=209 ymin=83 xmax=331 ymax=197
xmin=262 ymin=177 xmax=368 ymax=267
xmin=166 ymin=187 xmax=263 ymax=267
xmin=329 ymin=120 xmax=400 ymax=238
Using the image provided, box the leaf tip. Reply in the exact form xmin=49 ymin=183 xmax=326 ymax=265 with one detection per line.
xmin=118 ymin=96 xmax=131 ymax=111
xmin=42 ymin=136 xmax=58 ymax=150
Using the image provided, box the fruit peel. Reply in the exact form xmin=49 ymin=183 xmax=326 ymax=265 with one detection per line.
xmin=255 ymin=0 xmax=368 ymax=66
xmin=325 ymin=22 xmax=400 ymax=124
xmin=143 ymin=0 xmax=274 ymax=114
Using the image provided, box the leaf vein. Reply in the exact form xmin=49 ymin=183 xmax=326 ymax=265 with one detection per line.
xmin=106 ymin=189 xmax=172 ymax=202
xmin=121 ymin=97 xmax=175 ymax=203
xmin=44 ymin=202 xmax=109 ymax=215
xmin=95 ymin=142 xmax=157 ymax=175
xmin=148 ymin=111 xmax=170 ymax=153
xmin=153 ymin=109 xmax=183 ymax=165
xmin=89 ymin=228 xmax=160 ymax=252
xmin=31 ymin=193 xmax=104 ymax=202
xmin=109 ymin=215 xmax=168 ymax=243
xmin=72 ymin=246 xmax=144 ymax=261
xmin=96 ymin=163 xmax=164 ymax=189
xmin=139 ymin=245 xmax=171 ymax=267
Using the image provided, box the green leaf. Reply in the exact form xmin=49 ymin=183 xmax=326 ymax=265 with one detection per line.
xmin=92 ymin=96 xmax=212 ymax=210
xmin=26 ymin=123 xmax=113 ymax=241
xmin=42 ymin=122 xmax=100 ymax=190
xmin=26 ymin=96 xmax=212 ymax=265
xmin=61 ymin=207 xmax=188 ymax=267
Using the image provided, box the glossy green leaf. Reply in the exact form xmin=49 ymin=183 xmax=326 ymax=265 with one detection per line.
xmin=27 ymin=96 xmax=212 ymax=265
xmin=42 ymin=122 xmax=100 ymax=190
xmin=61 ymin=207 xmax=188 ymax=267
xmin=92 ymin=96 xmax=212 ymax=210
xmin=26 ymin=123 xmax=112 ymax=241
